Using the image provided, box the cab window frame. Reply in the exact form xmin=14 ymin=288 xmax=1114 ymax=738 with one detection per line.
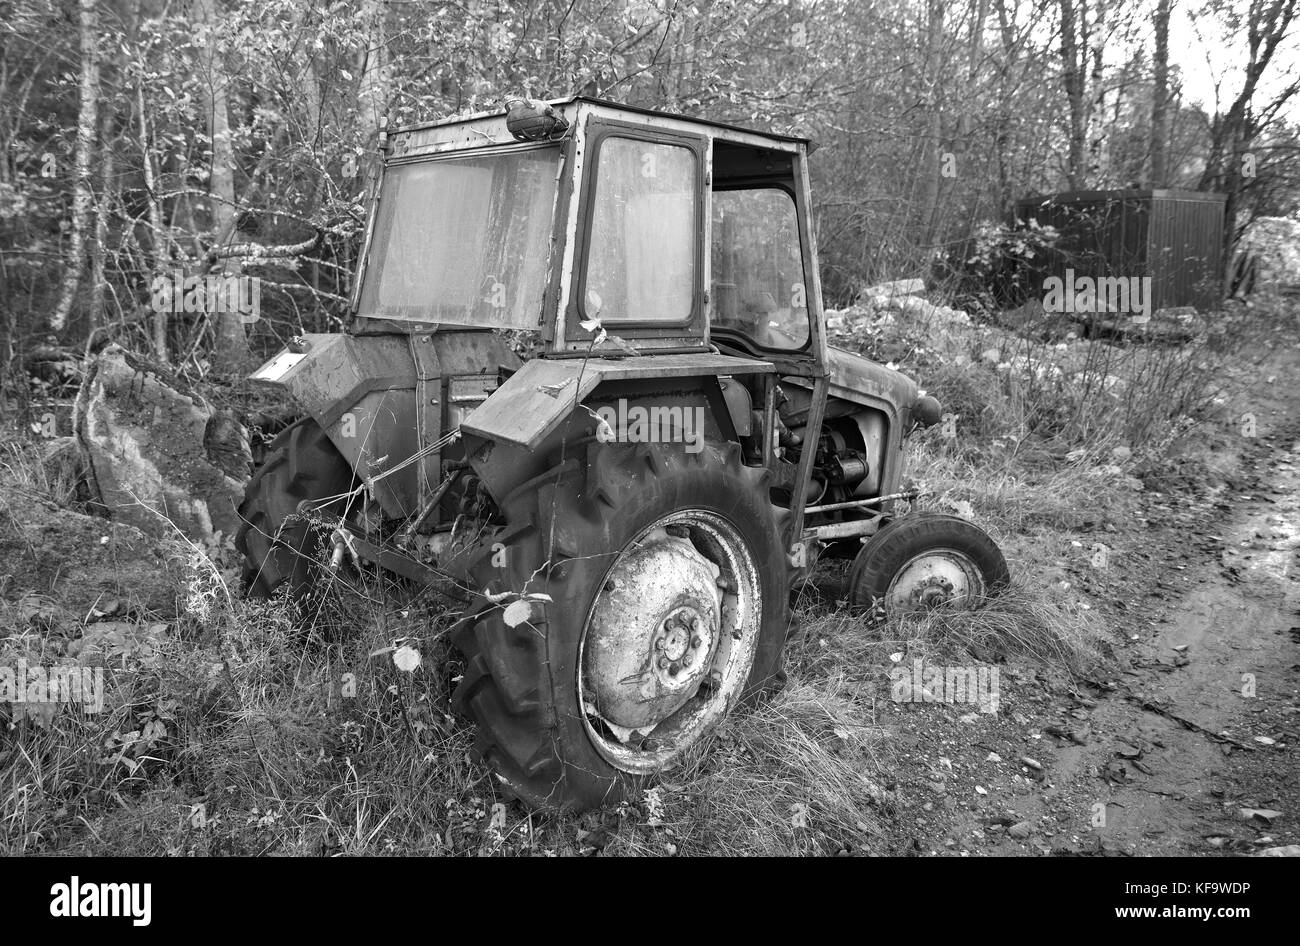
xmin=571 ymin=120 xmax=708 ymax=337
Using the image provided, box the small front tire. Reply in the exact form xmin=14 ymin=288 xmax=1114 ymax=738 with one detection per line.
xmin=849 ymin=512 xmax=1009 ymax=612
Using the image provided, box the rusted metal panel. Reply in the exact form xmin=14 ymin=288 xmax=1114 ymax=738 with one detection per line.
xmin=409 ymin=333 xmax=443 ymax=513
xmin=461 ymin=352 xmax=772 ymax=450
xmin=249 ymin=333 xmax=415 ymax=428
xmin=786 ymin=345 xmax=918 ymax=433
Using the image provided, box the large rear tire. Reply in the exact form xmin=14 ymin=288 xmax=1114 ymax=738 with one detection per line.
xmin=235 ymin=418 xmax=355 ymax=600
xmin=450 ymin=439 xmax=790 ymax=810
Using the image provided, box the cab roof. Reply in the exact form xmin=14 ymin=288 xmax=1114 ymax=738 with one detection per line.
xmin=391 ymin=95 xmax=812 ymax=149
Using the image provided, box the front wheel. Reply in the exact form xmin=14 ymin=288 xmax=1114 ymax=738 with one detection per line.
xmin=849 ymin=512 xmax=1009 ymax=612
xmin=450 ymin=439 xmax=790 ymax=810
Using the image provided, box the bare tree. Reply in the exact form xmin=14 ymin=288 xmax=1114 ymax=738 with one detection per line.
xmin=49 ymin=0 xmax=100 ymax=333
xmin=1196 ymin=0 xmax=1300 ymax=271
xmin=1150 ymin=0 xmax=1172 ymax=185
xmin=1058 ymin=0 xmax=1088 ymax=188
xmin=194 ymin=0 xmax=253 ymax=375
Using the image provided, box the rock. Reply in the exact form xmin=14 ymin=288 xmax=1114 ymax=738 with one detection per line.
xmin=980 ymin=347 xmax=1002 ymax=365
xmin=823 ymin=305 xmax=874 ymax=335
xmin=1008 ymin=821 xmax=1033 ymax=839
xmin=1111 ymin=445 xmax=1132 ymax=461
xmin=999 ymin=298 xmax=1046 ymax=330
xmin=1019 ymin=756 xmax=1043 ymax=771
xmin=0 ymin=484 xmax=179 ymax=617
xmin=1239 ymin=808 xmax=1282 ymax=823
xmin=859 ymin=278 xmax=925 ymax=305
xmin=80 ymin=345 xmax=251 ymax=547
xmin=891 ymin=295 xmax=939 ymax=320
xmin=1257 ymin=845 xmax=1300 ymax=857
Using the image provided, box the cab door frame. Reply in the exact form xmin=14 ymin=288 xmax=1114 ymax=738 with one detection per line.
xmin=558 ymin=116 xmax=713 ymax=353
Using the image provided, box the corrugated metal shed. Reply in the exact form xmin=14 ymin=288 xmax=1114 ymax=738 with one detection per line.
xmin=1014 ymin=189 xmax=1226 ymax=310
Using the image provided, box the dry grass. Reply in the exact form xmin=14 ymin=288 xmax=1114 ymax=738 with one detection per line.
xmin=3 ymin=297 xmax=1287 ymax=856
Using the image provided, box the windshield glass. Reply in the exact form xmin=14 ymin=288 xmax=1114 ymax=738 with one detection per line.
xmin=356 ymin=146 xmax=560 ymax=327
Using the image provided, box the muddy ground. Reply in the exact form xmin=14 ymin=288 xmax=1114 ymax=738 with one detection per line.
xmin=871 ymin=349 xmax=1300 ymax=857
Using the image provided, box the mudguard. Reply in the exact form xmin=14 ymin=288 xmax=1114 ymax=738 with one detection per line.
xmin=249 ymin=331 xmax=522 ymax=519
xmin=461 ymin=352 xmax=773 ymax=451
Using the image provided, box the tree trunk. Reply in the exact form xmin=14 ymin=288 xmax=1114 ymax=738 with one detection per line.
xmin=1197 ymin=0 xmax=1299 ymax=286
xmin=1086 ymin=0 xmax=1107 ymax=180
xmin=89 ymin=111 xmax=115 ymax=335
xmin=992 ymin=0 xmax=1019 ymax=212
xmin=358 ymin=0 xmax=390 ymax=160
xmin=1058 ymin=0 xmax=1087 ymax=189
xmin=137 ymin=79 xmax=170 ymax=362
xmin=916 ymin=0 xmax=945 ymax=248
xmin=49 ymin=0 xmax=100 ymax=333
xmin=1149 ymin=0 xmax=1171 ymax=186
xmin=194 ymin=0 xmax=253 ymax=376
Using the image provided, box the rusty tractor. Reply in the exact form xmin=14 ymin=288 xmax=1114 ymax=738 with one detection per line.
xmin=237 ymin=96 xmax=1009 ymax=810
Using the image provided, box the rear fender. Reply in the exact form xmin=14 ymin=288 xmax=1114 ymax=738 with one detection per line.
xmin=459 ymin=353 xmax=773 ymax=502
xmin=252 ymin=332 xmax=528 ymax=519
xmin=251 ymin=334 xmax=420 ymax=516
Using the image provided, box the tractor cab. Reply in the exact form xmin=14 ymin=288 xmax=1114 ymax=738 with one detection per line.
xmin=351 ymin=96 xmax=824 ymax=373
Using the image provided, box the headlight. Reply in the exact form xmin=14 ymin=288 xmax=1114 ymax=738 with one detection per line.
xmin=912 ymin=395 xmax=942 ymax=429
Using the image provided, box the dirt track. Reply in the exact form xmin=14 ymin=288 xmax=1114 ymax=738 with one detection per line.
xmin=883 ymin=347 xmax=1300 ymax=856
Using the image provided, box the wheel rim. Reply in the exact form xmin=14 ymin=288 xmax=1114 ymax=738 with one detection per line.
xmin=578 ymin=510 xmax=761 ymax=774
xmin=884 ymin=548 xmax=987 ymax=611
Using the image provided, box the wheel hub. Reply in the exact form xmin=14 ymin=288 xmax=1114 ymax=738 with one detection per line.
xmin=887 ymin=550 xmax=985 ymax=611
xmin=584 ymin=529 xmax=722 ymax=732
xmin=912 ymin=575 xmax=956 ymax=607
xmin=652 ymin=606 xmax=714 ymax=684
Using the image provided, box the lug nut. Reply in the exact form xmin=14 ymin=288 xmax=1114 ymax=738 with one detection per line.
xmin=669 ymin=663 xmax=680 ymax=677
xmin=691 ymin=636 xmax=702 ymax=649
xmin=658 ymin=656 xmax=668 ymax=669
xmin=655 ymin=638 xmax=665 ymax=651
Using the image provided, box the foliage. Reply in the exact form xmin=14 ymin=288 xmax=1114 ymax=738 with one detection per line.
xmin=2 ymin=0 xmax=1298 ymax=378
xmin=935 ymin=219 xmax=1062 ymax=316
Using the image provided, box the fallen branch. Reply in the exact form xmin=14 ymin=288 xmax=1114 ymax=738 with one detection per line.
xmin=1128 ymin=697 xmax=1257 ymax=751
